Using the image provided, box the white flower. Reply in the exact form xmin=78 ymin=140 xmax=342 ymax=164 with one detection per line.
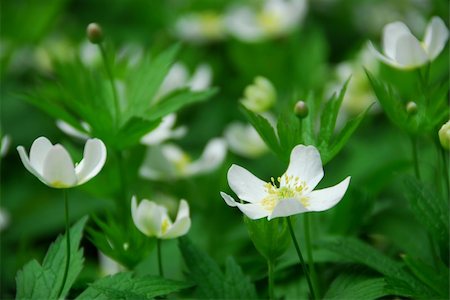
xmin=221 ymin=145 xmax=350 ymax=220
xmin=56 ymin=120 xmax=91 ymax=141
xmin=131 ymin=196 xmax=191 ymax=239
xmin=174 ymin=11 xmax=226 ymax=43
xmin=224 ymin=122 xmax=268 ymax=158
xmin=225 ymin=0 xmax=307 ymax=42
xmin=156 ymin=62 xmax=213 ymax=101
xmin=1 ymin=135 xmax=11 ymax=157
xmin=369 ymin=16 xmax=449 ymax=69
xmin=439 ymin=120 xmax=450 ymax=150
xmin=140 ymin=114 xmax=187 ymax=146
xmin=241 ymin=76 xmax=276 ymax=113
xmin=139 ymin=138 xmax=227 ymax=180
xmin=17 ymin=136 xmax=107 ymax=188
xmin=0 ymin=207 xmax=10 ymax=232
xmin=98 ymin=251 xmax=126 ymax=276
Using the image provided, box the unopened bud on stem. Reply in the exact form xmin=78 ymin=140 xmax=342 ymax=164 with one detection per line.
xmin=438 ymin=120 xmax=450 ymax=150
xmin=406 ymin=101 xmax=417 ymax=115
xmin=294 ymin=101 xmax=309 ymax=118
xmin=87 ymin=23 xmax=103 ymax=44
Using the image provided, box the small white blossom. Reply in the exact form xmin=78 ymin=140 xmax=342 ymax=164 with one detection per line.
xmin=140 ymin=114 xmax=187 ymax=146
xmin=131 ymin=196 xmax=191 ymax=239
xmin=224 ymin=122 xmax=268 ymax=158
xmin=369 ymin=16 xmax=448 ymax=69
xmin=225 ymin=0 xmax=307 ymax=42
xmin=139 ymin=138 xmax=227 ymax=180
xmin=241 ymin=76 xmax=276 ymax=113
xmin=174 ymin=11 xmax=226 ymax=43
xmin=221 ymin=145 xmax=350 ymax=220
xmin=17 ymin=136 xmax=106 ymax=188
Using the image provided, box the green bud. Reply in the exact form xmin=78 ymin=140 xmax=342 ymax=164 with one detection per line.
xmin=241 ymin=76 xmax=276 ymax=113
xmin=294 ymin=100 xmax=309 ymax=118
xmin=438 ymin=120 xmax=450 ymax=150
xmin=405 ymin=101 xmax=417 ymax=115
xmin=87 ymin=23 xmax=103 ymax=44
xmin=244 ymin=216 xmax=290 ymax=262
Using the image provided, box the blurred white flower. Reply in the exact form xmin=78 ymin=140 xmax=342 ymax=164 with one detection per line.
xmin=224 ymin=122 xmax=268 ymax=158
xmin=241 ymin=76 xmax=276 ymax=113
xmin=131 ymin=196 xmax=191 ymax=239
xmin=1 ymin=135 xmax=11 ymax=157
xmin=369 ymin=16 xmax=448 ymax=69
xmin=157 ymin=62 xmax=213 ymax=101
xmin=221 ymin=145 xmax=350 ymax=220
xmin=139 ymin=138 xmax=227 ymax=180
xmin=141 ymin=114 xmax=187 ymax=146
xmin=0 ymin=207 xmax=10 ymax=232
xmin=439 ymin=120 xmax=450 ymax=150
xmin=98 ymin=251 xmax=126 ymax=276
xmin=174 ymin=11 xmax=226 ymax=43
xmin=33 ymin=37 xmax=75 ymax=72
xmin=56 ymin=120 xmax=91 ymax=141
xmin=79 ymin=41 xmax=102 ymax=67
xmin=225 ymin=0 xmax=307 ymax=42
xmin=17 ymin=136 xmax=106 ymax=188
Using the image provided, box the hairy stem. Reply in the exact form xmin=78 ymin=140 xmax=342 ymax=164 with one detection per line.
xmin=287 ymin=217 xmax=317 ymax=300
xmin=57 ymin=189 xmax=71 ymax=299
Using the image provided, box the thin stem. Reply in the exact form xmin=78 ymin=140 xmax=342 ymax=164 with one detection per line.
xmin=410 ymin=136 xmax=421 ymax=180
xmin=303 ymin=214 xmax=319 ymax=298
xmin=441 ymin=147 xmax=450 ymax=201
xmin=287 ymin=217 xmax=317 ymax=300
xmin=57 ymin=189 xmax=71 ymax=299
xmin=115 ymin=150 xmax=129 ymax=224
xmin=98 ymin=43 xmax=120 ymax=127
xmin=157 ymin=239 xmax=164 ymax=277
xmin=267 ymin=260 xmax=275 ymax=300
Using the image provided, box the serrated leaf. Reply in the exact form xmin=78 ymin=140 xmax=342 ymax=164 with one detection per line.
xmin=115 ymin=117 xmax=161 ymax=149
xmin=325 ymin=276 xmax=388 ymax=300
xmin=16 ymin=216 xmax=88 ymax=299
xmin=224 ymin=257 xmax=258 ymax=299
xmin=145 ymin=88 xmax=217 ymax=121
xmin=403 ymin=177 xmax=449 ymax=254
xmin=241 ymin=106 xmax=281 ymax=157
xmin=276 ymin=110 xmax=302 ymax=160
xmin=76 ymin=273 xmax=192 ymax=300
xmin=319 ymin=78 xmax=350 ymax=146
xmin=179 ymin=237 xmax=257 ymax=299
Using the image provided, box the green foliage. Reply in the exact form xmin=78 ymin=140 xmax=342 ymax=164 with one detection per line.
xmin=242 ymin=81 xmax=369 ymax=164
xmin=179 ymin=237 xmax=257 ymax=299
xmin=325 ymin=275 xmax=388 ymax=300
xmin=76 ymin=272 xmax=192 ymax=300
xmin=244 ymin=217 xmax=290 ymax=263
xmin=15 ymin=216 xmax=88 ymax=299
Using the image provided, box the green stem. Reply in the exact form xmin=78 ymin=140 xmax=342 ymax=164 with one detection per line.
xmin=157 ymin=239 xmax=164 ymax=277
xmin=410 ymin=136 xmax=421 ymax=180
xmin=115 ymin=150 xmax=129 ymax=223
xmin=267 ymin=260 xmax=275 ymax=300
xmin=57 ymin=189 xmax=71 ymax=299
xmin=287 ymin=217 xmax=317 ymax=300
xmin=98 ymin=43 xmax=120 ymax=127
xmin=441 ymin=147 xmax=450 ymax=201
xmin=303 ymin=214 xmax=319 ymax=298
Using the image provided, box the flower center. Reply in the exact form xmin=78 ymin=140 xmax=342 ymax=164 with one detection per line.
xmin=161 ymin=218 xmax=171 ymax=235
xmin=258 ymin=11 xmax=282 ymax=34
xmin=261 ymin=174 xmax=309 ymax=212
xmin=174 ymin=153 xmax=192 ymax=173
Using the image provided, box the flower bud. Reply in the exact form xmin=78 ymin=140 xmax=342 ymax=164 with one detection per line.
xmin=87 ymin=23 xmax=103 ymax=44
xmin=241 ymin=76 xmax=276 ymax=113
xmin=294 ymin=100 xmax=309 ymax=118
xmin=438 ymin=120 xmax=450 ymax=150
xmin=406 ymin=101 xmax=417 ymax=115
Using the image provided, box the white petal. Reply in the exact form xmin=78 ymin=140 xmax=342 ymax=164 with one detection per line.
xmin=139 ymin=146 xmax=177 ymax=180
xmin=368 ymin=41 xmax=401 ymax=68
xmin=189 ymin=64 xmax=212 ymax=91
xmin=282 ymin=145 xmax=323 ymax=191
xmin=162 ymin=200 xmax=191 ymax=239
xmin=17 ymin=146 xmax=47 ymax=184
xmin=186 ymin=138 xmax=227 ymax=176
xmin=423 ymin=17 xmax=449 ymax=60
xmin=306 ymin=176 xmax=351 ymax=212
xmin=224 ymin=122 xmax=267 ymax=158
xmin=227 ymin=164 xmax=268 ymax=203
xmin=56 ymin=120 xmax=90 ymax=140
xmin=42 ymin=145 xmax=77 ymax=188
xmin=394 ymin=34 xmax=428 ymax=68
xmin=382 ymin=21 xmax=412 ymax=59
xmin=131 ymin=197 xmax=165 ymax=237
xmin=268 ymin=198 xmax=308 ymax=220
xmin=220 ymin=191 xmax=238 ymax=207
xmin=29 ymin=136 xmax=53 ymax=174
xmin=75 ymin=139 xmax=107 ymax=185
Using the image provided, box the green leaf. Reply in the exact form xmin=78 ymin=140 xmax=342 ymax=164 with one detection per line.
xmin=76 ymin=273 xmax=192 ymax=300
xmin=16 ymin=216 xmax=88 ymax=299
xmin=179 ymin=237 xmax=257 ymax=299
xmin=325 ymin=276 xmax=388 ymax=300
xmin=115 ymin=117 xmax=161 ymax=149
xmin=319 ymin=78 xmax=350 ymax=147
xmin=276 ymin=109 xmax=302 ymax=160
xmin=241 ymin=106 xmax=282 ymax=157
xmin=145 ymin=88 xmax=217 ymax=121
xmin=123 ymin=44 xmax=180 ymax=123
xmin=403 ymin=177 xmax=449 ymax=254
xmin=320 ymin=237 xmax=433 ymax=298
xmin=244 ymin=217 xmax=290 ymax=262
